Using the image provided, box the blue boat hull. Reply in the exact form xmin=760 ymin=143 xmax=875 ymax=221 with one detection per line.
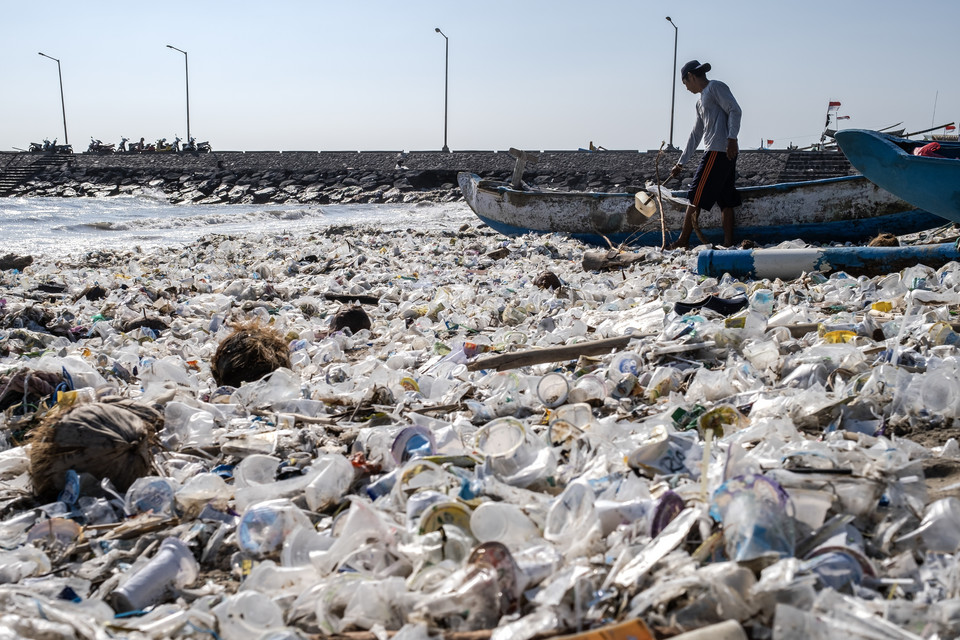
xmin=835 ymin=129 xmax=960 ymax=224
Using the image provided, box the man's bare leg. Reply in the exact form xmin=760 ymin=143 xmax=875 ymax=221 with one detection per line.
xmin=670 ymin=204 xmax=700 ymax=249
xmin=721 ymin=207 xmax=734 ymax=246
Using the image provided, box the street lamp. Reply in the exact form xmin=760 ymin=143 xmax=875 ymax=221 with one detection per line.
xmin=166 ymin=45 xmax=190 ymax=145
xmin=665 ymin=17 xmax=678 ymax=150
xmin=434 ymin=27 xmax=449 ymax=153
xmin=37 ymin=52 xmax=68 ymax=146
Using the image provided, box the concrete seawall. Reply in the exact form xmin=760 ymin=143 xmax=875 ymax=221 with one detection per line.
xmin=0 ymin=149 xmax=854 ymax=205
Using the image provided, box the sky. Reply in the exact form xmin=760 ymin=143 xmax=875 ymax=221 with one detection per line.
xmin=3 ymin=0 xmax=958 ymax=153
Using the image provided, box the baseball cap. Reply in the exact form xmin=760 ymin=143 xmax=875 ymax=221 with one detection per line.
xmin=680 ymin=60 xmax=711 ymax=79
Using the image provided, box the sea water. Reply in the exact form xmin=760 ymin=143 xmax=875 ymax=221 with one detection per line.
xmin=1 ymin=194 xmax=476 ymax=258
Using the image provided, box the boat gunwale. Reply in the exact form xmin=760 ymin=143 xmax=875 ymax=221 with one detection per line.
xmin=467 ymin=172 xmax=871 ymax=201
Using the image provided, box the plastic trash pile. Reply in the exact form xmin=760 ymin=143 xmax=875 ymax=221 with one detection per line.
xmin=2 ymin=223 xmax=960 ymax=639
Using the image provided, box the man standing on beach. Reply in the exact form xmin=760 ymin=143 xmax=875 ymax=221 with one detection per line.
xmin=668 ymin=60 xmax=742 ymax=249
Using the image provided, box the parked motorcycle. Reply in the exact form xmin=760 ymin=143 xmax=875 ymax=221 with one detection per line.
xmin=31 ymin=138 xmax=72 ymax=154
xmin=86 ymin=138 xmax=115 ymax=154
xmin=155 ymin=137 xmax=181 ymax=153
xmin=183 ymin=137 xmax=212 ymax=153
xmin=117 ymin=137 xmax=129 ymax=153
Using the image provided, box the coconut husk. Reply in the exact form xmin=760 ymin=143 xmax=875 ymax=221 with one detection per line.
xmin=211 ymin=322 xmax=291 ymax=388
xmin=868 ymin=232 xmax=899 ymax=247
xmin=28 ymin=400 xmax=162 ymax=500
xmin=0 ymin=254 xmax=32 ymax=272
xmin=533 ymin=271 xmax=563 ymax=290
xmin=331 ymin=305 xmax=372 ymax=334
xmin=76 ymin=285 xmax=107 ymax=301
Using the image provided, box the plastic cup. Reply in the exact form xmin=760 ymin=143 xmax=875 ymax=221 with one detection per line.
xmin=467 ymin=541 xmax=522 ymax=616
xmin=25 ymin=517 xmax=81 ymax=552
xmin=536 ymin=373 xmax=569 ymax=408
xmin=303 ymin=454 xmax=355 ymax=511
xmin=470 ymin=501 xmax=539 ymax=546
xmin=391 ymin=425 xmax=436 ymax=464
xmin=234 ymin=454 xmax=280 ymax=488
xmin=417 ymin=501 xmax=473 ymax=536
xmin=237 ymin=499 xmax=313 ymax=557
xmin=474 ymin=418 xmax=535 ymax=478
xmin=915 ymin=497 xmax=960 ymax=553
xmin=544 ymin=482 xmax=597 ymax=547
xmin=107 ymin=537 xmax=199 ymax=613
xmin=124 ymin=476 xmax=178 ymax=517
xmin=710 ymin=474 xmax=795 ymax=562
xmin=567 ymin=374 xmax=607 ymax=406
xmin=551 ymin=402 xmax=595 ymax=430
xmin=608 ymin=352 xmax=641 ymax=382
xmin=213 ymin=591 xmax=286 ymax=640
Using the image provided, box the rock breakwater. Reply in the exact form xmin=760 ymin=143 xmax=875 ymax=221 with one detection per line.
xmin=0 ymin=148 xmax=854 ymax=204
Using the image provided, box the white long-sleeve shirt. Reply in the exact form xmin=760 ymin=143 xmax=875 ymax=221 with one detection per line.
xmin=678 ymin=79 xmax=742 ymax=167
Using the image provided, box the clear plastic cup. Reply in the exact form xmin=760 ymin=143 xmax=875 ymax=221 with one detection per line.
xmin=536 ymin=373 xmax=569 ymax=408
xmin=304 ymin=454 xmax=355 ymax=511
xmin=470 ymin=501 xmax=539 ymax=546
xmin=568 ymin=374 xmax=607 ymax=405
xmin=474 ymin=418 xmax=534 ymax=478
xmin=234 ymin=454 xmax=280 ymax=488
xmin=124 ymin=476 xmax=178 ymax=517
xmin=237 ymin=499 xmax=313 ymax=557
xmin=213 ymin=591 xmax=286 ymax=640
xmin=107 ymin=537 xmax=199 ymax=613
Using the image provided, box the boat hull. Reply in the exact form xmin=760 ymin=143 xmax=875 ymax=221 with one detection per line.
xmin=458 ymin=172 xmax=942 ymax=247
xmin=835 ymin=129 xmax=960 ymax=225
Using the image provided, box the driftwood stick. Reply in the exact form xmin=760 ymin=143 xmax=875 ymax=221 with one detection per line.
xmin=324 ymin=292 xmax=380 ymax=305
xmin=331 ymin=629 xmax=564 ymax=640
xmin=582 ymin=249 xmax=648 ymax=272
xmin=466 ymin=323 xmax=824 ymax=372
xmin=466 ymin=333 xmax=653 ymax=371
xmin=654 ymin=143 xmax=669 ymax=250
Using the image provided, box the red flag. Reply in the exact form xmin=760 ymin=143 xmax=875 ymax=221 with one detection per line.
xmin=767 ymin=140 xmax=774 ymax=146
xmin=837 ymin=115 xmax=851 ymax=120
xmin=828 ymin=101 xmax=841 ymax=110
xmin=947 ymin=125 xmax=957 ymax=131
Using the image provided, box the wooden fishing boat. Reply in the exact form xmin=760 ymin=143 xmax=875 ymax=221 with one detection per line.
xmin=458 ymin=171 xmax=943 ymax=247
xmin=834 ymin=129 xmax=960 ymax=225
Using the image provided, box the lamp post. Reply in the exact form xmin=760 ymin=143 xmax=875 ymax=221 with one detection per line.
xmin=665 ymin=17 xmax=678 ymax=150
xmin=37 ymin=52 xmax=68 ymax=146
xmin=434 ymin=27 xmax=449 ymax=153
xmin=166 ymin=45 xmax=190 ymax=145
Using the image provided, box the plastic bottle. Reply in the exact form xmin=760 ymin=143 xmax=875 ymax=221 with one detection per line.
xmin=107 ymin=537 xmax=199 ymax=613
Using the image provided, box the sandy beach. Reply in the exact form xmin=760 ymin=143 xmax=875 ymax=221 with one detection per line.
xmin=2 ymin=216 xmax=960 ymax=639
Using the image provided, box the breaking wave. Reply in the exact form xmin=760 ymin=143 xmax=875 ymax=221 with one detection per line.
xmin=3 ymin=197 xmax=474 ymax=257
